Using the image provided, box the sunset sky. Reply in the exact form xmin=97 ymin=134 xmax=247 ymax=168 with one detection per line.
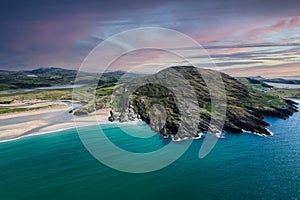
xmin=1 ymin=0 xmax=300 ymax=77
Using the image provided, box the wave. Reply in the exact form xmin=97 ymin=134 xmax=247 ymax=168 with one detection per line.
xmin=0 ymin=119 xmax=145 ymax=144
xmin=0 ymin=126 xmax=77 ymax=144
xmin=242 ymin=128 xmax=274 ymax=137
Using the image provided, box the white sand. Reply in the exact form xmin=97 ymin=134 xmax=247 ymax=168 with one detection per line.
xmin=0 ymin=103 xmax=111 ymax=141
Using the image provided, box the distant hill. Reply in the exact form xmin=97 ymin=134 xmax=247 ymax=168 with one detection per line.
xmin=247 ymin=76 xmax=300 ymax=85
xmin=0 ymin=67 xmax=140 ymax=91
xmin=0 ymin=67 xmax=76 ymax=90
xmin=264 ymin=78 xmax=300 ymax=85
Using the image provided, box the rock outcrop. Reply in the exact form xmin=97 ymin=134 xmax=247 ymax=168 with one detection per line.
xmin=110 ymin=66 xmax=298 ymax=139
xmin=108 ymin=106 xmax=141 ymax=122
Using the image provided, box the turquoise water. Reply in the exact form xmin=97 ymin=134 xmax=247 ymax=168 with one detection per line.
xmin=0 ymin=105 xmax=299 ymax=200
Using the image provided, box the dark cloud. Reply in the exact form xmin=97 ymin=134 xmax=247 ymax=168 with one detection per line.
xmin=0 ymin=0 xmax=300 ymax=70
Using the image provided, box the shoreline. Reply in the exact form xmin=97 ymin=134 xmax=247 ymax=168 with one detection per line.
xmin=0 ymin=118 xmax=144 ymax=144
xmin=0 ymin=121 xmax=111 ymax=144
xmin=0 ymin=101 xmax=299 ymax=144
xmin=0 ymin=102 xmax=111 ymax=143
xmin=288 ymin=98 xmax=300 ymax=103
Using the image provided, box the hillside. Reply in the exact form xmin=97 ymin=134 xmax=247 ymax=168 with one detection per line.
xmin=109 ymin=66 xmax=298 ymax=140
xmin=247 ymin=76 xmax=300 ymax=85
xmin=0 ymin=67 xmax=131 ymax=91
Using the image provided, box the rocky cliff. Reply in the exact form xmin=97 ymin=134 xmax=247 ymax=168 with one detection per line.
xmin=110 ymin=66 xmax=298 ymax=140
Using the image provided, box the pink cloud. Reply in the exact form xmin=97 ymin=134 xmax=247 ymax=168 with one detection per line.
xmin=222 ymin=62 xmax=300 ymax=78
xmin=246 ymin=16 xmax=300 ymax=38
xmin=208 ymin=47 xmax=251 ymax=57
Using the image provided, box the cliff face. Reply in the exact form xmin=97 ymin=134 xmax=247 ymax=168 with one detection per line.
xmin=110 ymin=66 xmax=298 ymax=139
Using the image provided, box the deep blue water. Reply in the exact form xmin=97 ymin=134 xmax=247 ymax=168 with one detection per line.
xmin=0 ymin=104 xmax=299 ymax=200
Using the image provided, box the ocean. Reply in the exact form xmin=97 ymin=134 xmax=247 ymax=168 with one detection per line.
xmin=0 ymin=104 xmax=299 ymax=200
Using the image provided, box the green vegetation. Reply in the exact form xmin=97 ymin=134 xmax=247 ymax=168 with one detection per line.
xmin=0 ymin=89 xmax=73 ymax=103
xmin=237 ymin=77 xmax=300 ymax=99
xmin=0 ymin=67 xmax=144 ymax=116
xmin=111 ymin=66 xmax=298 ymax=138
xmin=0 ymin=68 xmax=78 ymax=90
xmin=264 ymin=78 xmax=300 ymax=85
xmin=237 ymin=79 xmax=282 ymax=107
xmin=236 ymin=77 xmax=264 ymax=88
xmin=73 ymin=84 xmax=118 ymax=115
xmin=0 ymin=105 xmax=54 ymax=114
xmin=0 ymin=66 xmax=298 ymax=138
xmin=0 ymin=67 xmax=142 ymax=115
xmin=95 ymin=85 xmax=116 ymax=97
xmin=0 ymin=68 xmax=136 ymax=91
xmin=269 ymin=88 xmax=300 ymax=99
xmin=0 ymin=83 xmax=119 ymax=116
xmin=203 ymin=102 xmax=212 ymax=112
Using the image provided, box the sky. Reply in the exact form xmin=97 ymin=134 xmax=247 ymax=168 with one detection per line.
xmin=1 ymin=0 xmax=300 ymax=77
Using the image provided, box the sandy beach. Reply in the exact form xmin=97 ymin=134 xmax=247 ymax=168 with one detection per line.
xmin=0 ymin=101 xmax=110 ymax=142
xmin=1 ymin=98 xmax=298 ymax=142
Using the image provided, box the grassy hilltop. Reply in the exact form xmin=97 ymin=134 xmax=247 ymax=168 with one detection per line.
xmin=110 ymin=66 xmax=298 ymax=139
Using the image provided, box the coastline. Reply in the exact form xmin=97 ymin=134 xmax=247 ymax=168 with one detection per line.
xmin=1 ymin=100 xmax=299 ymax=144
xmin=0 ymin=121 xmax=114 ymax=144
xmin=0 ymin=102 xmax=111 ymax=143
xmin=0 ymin=114 xmax=143 ymax=144
xmin=288 ymin=98 xmax=300 ymax=103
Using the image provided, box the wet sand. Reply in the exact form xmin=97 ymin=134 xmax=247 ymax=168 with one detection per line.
xmin=0 ymin=102 xmax=110 ymax=142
